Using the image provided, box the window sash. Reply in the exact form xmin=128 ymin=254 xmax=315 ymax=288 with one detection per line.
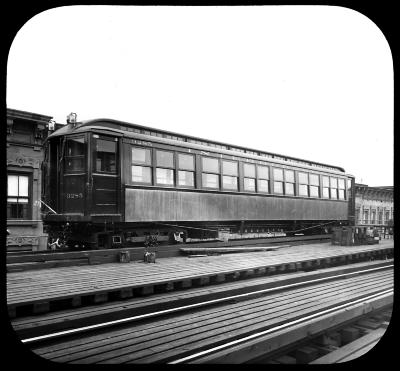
xmin=322 ymin=187 xmax=330 ymax=198
xmin=299 ymin=184 xmax=308 ymax=196
xmin=285 ymin=170 xmax=295 ymax=183
xmin=273 ymin=168 xmax=284 ymax=181
xmin=298 ymin=172 xmax=308 ymax=184
xmin=309 ymin=174 xmax=319 ymax=186
xmin=222 ymin=175 xmax=238 ymax=190
xmin=338 ymin=178 xmax=345 ymax=189
xmin=274 ymin=181 xmax=284 ymax=194
xmin=330 ymin=177 xmax=338 ymax=188
xmin=257 ymin=165 xmax=269 ymax=179
xmin=178 ymin=153 xmax=195 ymax=171
xmin=244 ymin=177 xmax=256 ymax=192
xmin=202 ymin=157 xmax=219 ymax=173
xmin=222 ymin=161 xmax=238 ymax=176
xmin=156 ymin=168 xmax=174 ymax=185
xmin=202 ymin=173 xmax=219 ymax=188
xmin=310 ymin=185 xmax=319 ymax=197
xmin=156 ymin=150 xmax=174 ymax=168
xmin=322 ymin=176 xmax=330 ymax=187
xmin=285 ymin=182 xmax=295 ymax=195
xmin=243 ymin=163 xmax=256 ymax=178
xmin=132 ymin=147 xmax=152 ymax=165
xmin=258 ymin=179 xmax=269 ymax=193
xmin=8 ymin=175 xmax=29 ymax=197
xmin=132 ymin=165 xmax=152 ymax=183
xmin=178 ymin=171 xmax=194 ymax=187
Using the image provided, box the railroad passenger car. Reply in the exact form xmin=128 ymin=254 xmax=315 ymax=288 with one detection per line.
xmin=42 ymin=117 xmax=355 ymax=249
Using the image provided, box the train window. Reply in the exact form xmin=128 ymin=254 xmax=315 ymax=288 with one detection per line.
xmin=222 ymin=161 xmax=238 ymax=190
xmin=132 ymin=147 xmax=151 ymax=165
xmin=338 ymin=178 xmax=346 ymax=200
xmin=202 ymin=173 xmax=219 ymax=189
xmin=284 ymin=170 xmax=295 ymax=196
xmin=257 ymin=165 xmax=270 ymax=193
xmin=273 ymin=168 xmax=284 ymax=181
xmin=155 ymin=150 xmax=174 ymax=186
xmin=65 ymin=136 xmax=85 ymax=172
xmin=309 ymin=174 xmax=319 ymax=198
xmin=274 ymin=181 xmax=284 ymax=194
xmin=258 ymin=179 xmax=269 ymax=193
xmin=94 ymin=138 xmax=116 ymax=173
xmin=244 ymin=163 xmax=256 ymax=178
xmin=156 ymin=168 xmax=174 ymax=185
xmin=178 ymin=153 xmax=195 ymax=171
xmin=244 ymin=178 xmax=256 ymax=192
xmin=223 ymin=176 xmax=238 ymax=190
xmin=132 ymin=165 xmax=152 ymax=183
xmin=330 ymin=177 xmax=338 ymax=199
xmin=257 ymin=165 xmax=269 ymax=179
xmin=223 ymin=161 xmax=238 ymax=176
xmin=178 ymin=171 xmax=194 ymax=187
xmin=202 ymin=157 xmax=220 ymax=189
xmin=244 ymin=163 xmax=256 ymax=192
xmin=177 ymin=153 xmax=195 ymax=187
xmin=322 ymin=176 xmax=330 ymax=198
xmin=202 ymin=157 xmax=219 ymax=173
xmin=298 ymin=172 xmax=309 ymax=197
xmin=285 ymin=183 xmax=294 ymax=195
xmin=273 ymin=167 xmax=284 ymax=194
xmin=156 ymin=150 xmax=174 ymax=168
xmin=298 ymin=172 xmax=308 ymax=185
xmin=299 ymin=184 xmax=308 ymax=196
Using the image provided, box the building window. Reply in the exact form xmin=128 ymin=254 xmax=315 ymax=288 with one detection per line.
xmin=322 ymin=176 xmax=330 ymax=198
xmin=385 ymin=211 xmax=390 ymax=224
xmin=243 ymin=163 xmax=256 ymax=192
xmin=222 ymin=160 xmax=238 ymax=191
xmin=132 ymin=147 xmax=152 ymax=184
xmin=371 ymin=210 xmax=376 ymax=225
xmin=363 ymin=210 xmax=369 ymax=224
xmin=298 ymin=172 xmax=309 ymax=197
xmin=338 ymin=178 xmax=346 ymax=200
xmin=285 ymin=169 xmax=295 ymax=195
xmin=177 ymin=153 xmax=195 ymax=187
xmin=356 ymin=208 xmax=361 ymax=224
xmin=257 ymin=165 xmax=269 ymax=193
xmin=65 ymin=136 xmax=85 ymax=173
xmin=7 ymin=174 xmax=30 ymax=219
xmin=378 ymin=211 xmax=383 ymax=224
xmin=202 ymin=157 xmax=220 ymax=189
xmin=156 ymin=150 xmax=174 ymax=185
xmin=330 ymin=177 xmax=338 ymax=199
xmin=309 ymin=174 xmax=320 ymax=198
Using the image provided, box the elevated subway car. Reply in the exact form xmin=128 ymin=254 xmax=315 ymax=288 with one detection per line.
xmin=42 ymin=118 xmax=356 ymax=249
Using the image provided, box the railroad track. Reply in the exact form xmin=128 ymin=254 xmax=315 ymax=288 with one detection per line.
xmin=23 ymin=264 xmax=393 ymax=364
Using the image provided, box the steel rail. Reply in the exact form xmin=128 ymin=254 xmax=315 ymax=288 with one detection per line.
xmin=169 ymin=288 xmax=393 ymax=364
xmin=21 ymin=264 xmax=393 ymax=345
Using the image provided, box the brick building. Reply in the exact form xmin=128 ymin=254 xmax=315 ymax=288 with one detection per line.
xmin=6 ymin=108 xmax=63 ymax=251
xmin=354 ymin=184 xmax=394 ymax=229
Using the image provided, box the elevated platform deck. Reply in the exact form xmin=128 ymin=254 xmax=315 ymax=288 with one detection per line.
xmin=7 ymin=240 xmax=394 ymax=318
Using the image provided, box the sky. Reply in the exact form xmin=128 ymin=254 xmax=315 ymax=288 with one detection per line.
xmin=7 ymin=5 xmax=393 ymax=186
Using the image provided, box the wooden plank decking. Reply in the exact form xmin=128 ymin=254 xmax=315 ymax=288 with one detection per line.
xmin=7 ymin=240 xmax=394 ymax=318
xmin=29 ymin=269 xmax=393 ymax=364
